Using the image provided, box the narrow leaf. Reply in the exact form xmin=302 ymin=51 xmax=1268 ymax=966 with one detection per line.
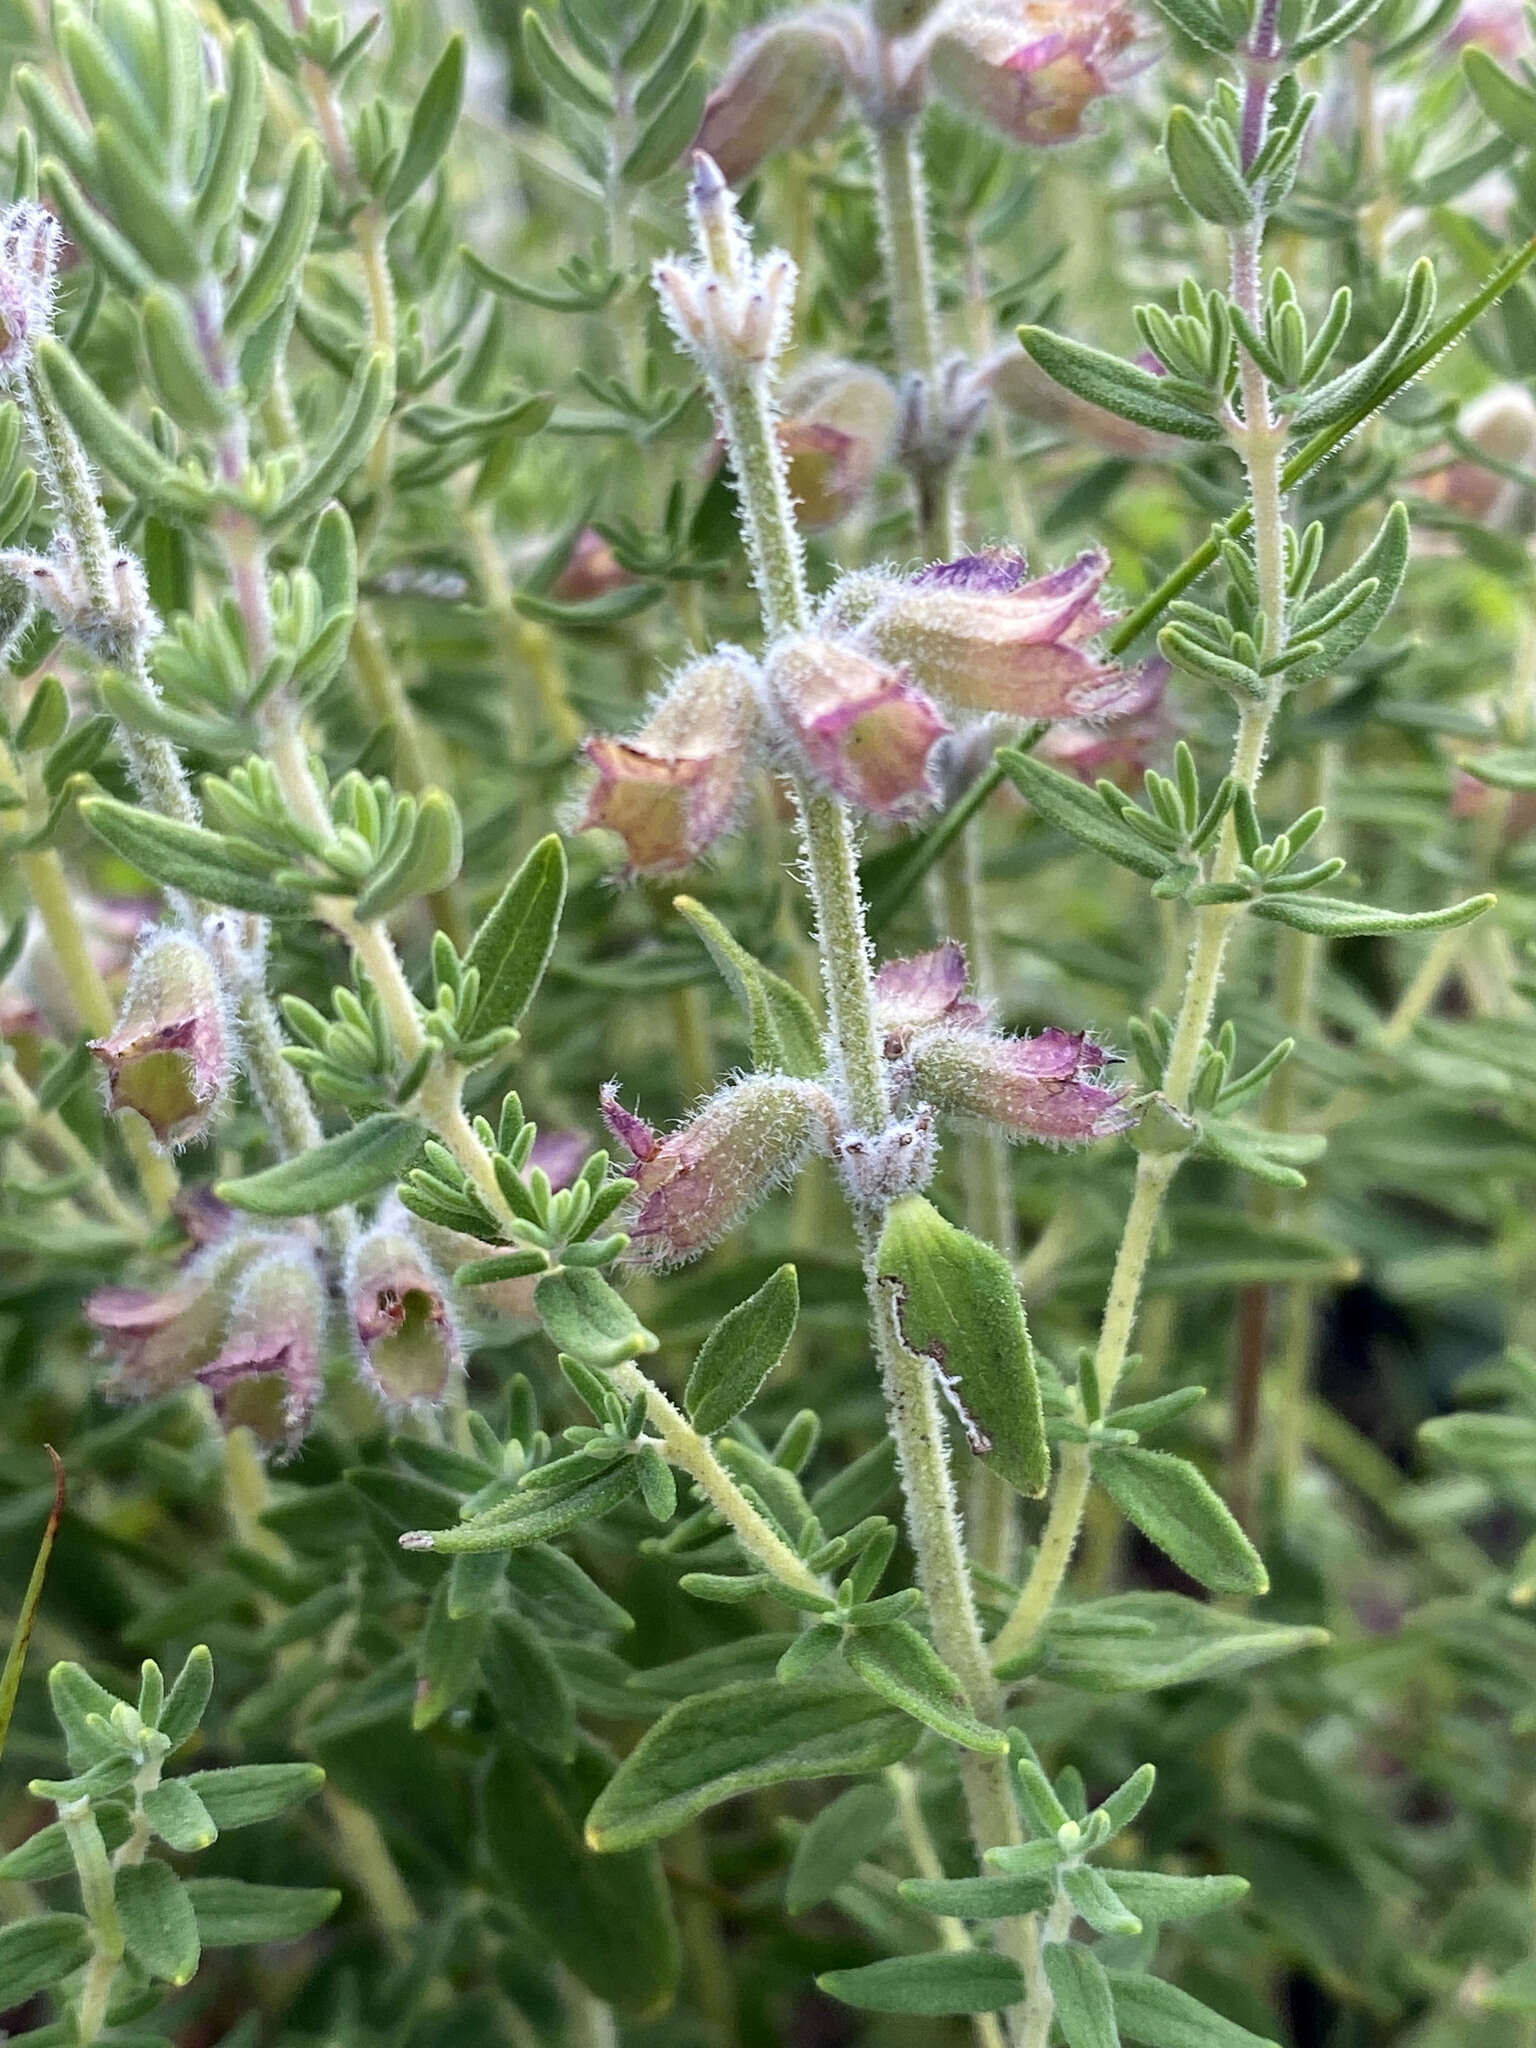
xmin=819 ymin=1951 xmax=1027 ymax=2016
xmin=217 ymin=1114 xmax=427 ymax=1216
xmin=685 ymin=1264 xmax=799 ymax=1433
xmin=1093 ymin=1447 xmax=1267 ymax=1595
xmin=463 ymin=833 xmax=567 ymax=1035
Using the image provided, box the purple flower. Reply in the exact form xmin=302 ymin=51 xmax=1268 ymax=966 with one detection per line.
xmin=764 ymin=637 xmax=951 ymax=817
xmin=929 ymin=0 xmax=1142 ymax=149
xmin=348 ymin=1226 xmax=462 ymax=1408
xmin=197 ymin=1239 xmax=328 ymax=1451
xmin=89 ymin=924 xmax=235 ymax=1150
xmin=778 ymin=360 xmax=898 ymax=529
xmin=605 ymin=1075 xmax=839 ymax=1268
xmin=873 ymin=942 xmax=987 ymax=1047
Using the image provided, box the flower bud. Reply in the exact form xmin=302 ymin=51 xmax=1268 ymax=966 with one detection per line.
xmin=912 ymin=1025 xmax=1132 ymax=1144
xmin=778 ymin=360 xmax=898 ymax=528
xmin=1447 ymin=0 xmax=1529 ymax=57
xmin=929 ymin=0 xmax=1140 ymax=148
xmin=696 ymin=15 xmax=859 ymax=183
xmin=873 ymin=942 xmax=986 ymax=1049
xmin=197 ymin=1238 xmax=328 ymax=1451
xmin=605 ymin=1074 xmax=839 ymax=1268
xmin=86 ymin=1235 xmax=247 ymax=1399
xmin=550 ymin=526 xmax=636 ymax=605
xmin=1419 ymin=384 xmax=1536 ymax=528
xmin=90 ymin=924 xmax=236 ymax=1150
xmin=348 ymin=1225 xmax=462 ymax=1408
xmin=576 ymin=648 xmax=761 ymax=876
xmin=856 ymin=545 xmax=1135 ymax=722
xmin=0 ymin=201 xmax=59 ymax=382
xmin=654 ymin=156 xmax=798 ymax=374
xmin=764 ymin=636 xmax=950 ymax=817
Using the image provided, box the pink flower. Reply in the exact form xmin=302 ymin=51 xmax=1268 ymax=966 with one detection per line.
xmin=576 ymin=649 xmax=761 ymax=876
xmin=348 ymin=1225 xmax=462 ymax=1408
xmin=86 ymin=1255 xmax=235 ymax=1399
xmin=873 ymin=941 xmax=987 ymax=1048
xmin=764 ymin=636 xmax=951 ymax=817
xmin=89 ymin=925 xmax=235 ymax=1150
xmin=197 ymin=1239 xmax=328 ymax=1451
xmin=778 ymin=361 xmax=898 ymax=529
xmin=930 ymin=0 xmax=1141 ymax=148
xmin=603 ymin=1074 xmax=839 ymax=1268
xmin=854 ymin=546 xmax=1139 ymax=722
xmin=1034 ymin=656 xmax=1170 ymax=786
xmin=695 ymin=12 xmax=861 ymax=182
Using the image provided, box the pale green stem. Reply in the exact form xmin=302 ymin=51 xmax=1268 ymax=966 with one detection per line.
xmin=0 ymin=1059 xmax=143 ymax=1232
xmin=887 ymin=1762 xmax=1009 ymax=2048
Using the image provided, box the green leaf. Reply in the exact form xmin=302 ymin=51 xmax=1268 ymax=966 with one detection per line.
xmin=225 ymin=137 xmax=323 ymax=334
xmin=484 ymin=1741 xmax=680 ymax=2016
xmin=93 ymin=120 xmax=201 ymax=283
xmin=844 ymin=1621 xmax=1008 ymax=1753
xmin=1107 ymin=1872 xmax=1249 ymax=1924
xmin=1283 ymin=502 xmax=1409 ymax=687
xmin=158 ymin=1644 xmax=213 ymax=1750
xmin=522 ymin=7 xmax=613 ymax=115
xmin=819 ymin=1951 xmax=1027 ymax=2016
xmin=1250 ymin=891 xmax=1493 ymax=938
xmin=1146 ymin=0 xmax=1236 ymax=49
xmin=0 ymin=1913 xmax=92 ymax=2005
xmin=674 ymin=895 xmax=824 ymax=1078
xmin=0 ymin=1449 xmax=64 ymax=1768
xmin=385 ymin=34 xmax=465 ymax=211
xmin=182 ymin=1762 xmax=325 ymax=1831
xmin=463 ymin=833 xmax=567 ymax=1036
xmin=1017 ymin=326 xmax=1226 ymax=441
xmin=482 ymin=1609 xmax=577 ymax=1761
xmin=183 ymin=1877 xmax=340 ymax=1946
xmin=141 ymin=289 xmax=232 ymax=433
xmin=535 ymin=1268 xmax=656 ymax=1367
xmin=685 ymin=1263 xmax=799 ymax=1433
xmin=1458 ymin=747 xmax=1536 ymax=791
xmin=1062 ymin=1863 xmax=1143 ymax=1935
xmin=217 ymin=1114 xmax=427 ymax=1216
xmin=1029 ymin=1593 xmax=1326 ymax=1691
xmin=785 ymin=1779 xmax=897 ymax=1914
xmin=353 ymin=787 xmax=462 ymax=920
xmin=1047 ymin=1944 xmax=1122 ymax=2048
xmin=404 ymin=1461 xmax=642 ymax=1554
xmin=504 ymin=1544 xmax=633 ymax=1637
xmin=1108 ymin=1972 xmax=1276 ymax=2048
xmin=583 ymin=1678 xmax=919 ymax=1851
xmin=1164 ymin=106 xmax=1253 ymax=226
xmin=269 ymin=348 xmax=394 ymax=530
xmin=412 ymin=1575 xmax=486 ymax=1731
xmin=877 ymin=1195 xmax=1047 ymax=1498
xmin=900 ymin=1869 xmax=1056 ymax=1919
xmin=116 ymin=1860 xmax=200 ymax=1985
xmin=620 ymin=58 xmax=706 ymax=183
xmin=1419 ymin=1409 xmax=1536 ymax=1478
xmin=1465 ymin=44 xmax=1536 ymax=146
xmin=142 ymin=1778 xmax=217 ymax=1852
xmin=1093 ymin=1447 xmax=1267 ymax=1595
xmin=79 ymin=796 xmax=315 ymax=917
xmin=999 ymin=749 xmax=1177 ymax=880
xmin=1287 ymin=263 xmax=1435 ymax=435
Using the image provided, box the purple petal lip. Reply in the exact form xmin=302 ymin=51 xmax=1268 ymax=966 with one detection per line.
xmin=913 ymin=545 xmax=1033 ymax=594
xmin=600 ymin=1083 xmax=658 ymax=1163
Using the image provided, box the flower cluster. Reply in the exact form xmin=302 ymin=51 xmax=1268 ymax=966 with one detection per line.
xmin=577 ymin=546 xmax=1144 ymax=873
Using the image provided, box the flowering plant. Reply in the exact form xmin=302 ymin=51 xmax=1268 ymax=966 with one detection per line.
xmin=3 ymin=0 xmax=1536 ymax=2042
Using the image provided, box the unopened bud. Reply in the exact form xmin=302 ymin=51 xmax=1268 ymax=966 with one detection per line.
xmin=551 ymin=527 xmax=636 ymax=605
xmin=90 ymin=924 xmax=236 ymax=1150
xmin=348 ymin=1225 xmax=462 ymax=1407
xmin=0 ymin=201 xmax=59 ymax=381
xmin=764 ymin=635 xmax=949 ymax=817
xmin=929 ymin=0 xmax=1140 ymax=148
xmin=85 ymin=1232 xmax=248 ymax=1399
xmin=778 ymin=361 xmax=898 ymax=528
xmin=854 ymin=545 xmax=1139 ymax=721
xmin=609 ymin=1074 xmax=839 ymax=1268
xmin=912 ymin=1025 xmax=1133 ymax=1144
xmin=576 ymin=648 xmax=762 ymax=876
xmin=1422 ymin=384 xmax=1536 ymax=528
xmin=198 ymin=1237 xmax=327 ymax=1451
xmin=696 ymin=14 xmax=860 ymax=183
xmin=654 ymin=156 xmax=798 ymax=375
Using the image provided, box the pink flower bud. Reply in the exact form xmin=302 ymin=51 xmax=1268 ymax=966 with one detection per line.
xmin=929 ymin=0 xmax=1140 ymax=148
xmin=550 ymin=527 xmax=637 ymax=605
xmin=197 ymin=1238 xmax=328 ymax=1451
xmin=608 ymin=1075 xmax=839 ymax=1268
xmin=577 ymin=649 xmax=761 ymax=876
xmin=764 ymin=636 xmax=950 ymax=817
xmin=348 ymin=1225 xmax=462 ymax=1408
xmin=1447 ymin=0 xmax=1529 ymax=57
xmin=778 ymin=360 xmax=898 ymax=528
xmin=654 ymin=158 xmax=798 ymax=373
xmin=0 ymin=202 xmax=59 ymax=381
xmin=86 ymin=1240 xmax=244 ymax=1399
xmin=1418 ymin=384 xmax=1536 ymax=528
xmin=855 ymin=545 xmax=1140 ymax=722
xmin=89 ymin=924 xmax=236 ymax=1150
xmin=912 ymin=1025 xmax=1132 ymax=1144
xmin=696 ymin=14 xmax=860 ymax=182
xmin=873 ymin=941 xmax=987 ymax=1047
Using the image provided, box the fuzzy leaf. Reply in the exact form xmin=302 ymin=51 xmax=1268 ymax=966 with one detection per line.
xmin=1250 ymin=892 xmax=1494 ymax=938
xmin=900 ymin=1869 xmax=1056 ymax=1918
xmin=217 ymin=1114 xmax=427 ymax=1216
xmin=844 ymin=1620 xmax=1008 ymax=1753
xmin=674 ymin=895 xmax=824 ymax=1078
xmin=1465 ymin=44 xmax=1536 ymax=147
xmin=535 ymin=1268 xmax=655 ymax=1367
xmin=142 ymin=1778 xmax=217 ymax=1853
xmin=403 ymin=1461 xmax=642 ymax=1555
xmin=999 ymin=749 xmax=1178 ymax=879
xmin=1108 ymin=1972 xmax=1276 ymax=2048
xmin=182 ymin=1763 xmax=326 ymax=1831
xmin=385 ymin=34 xmax=466 ymax=212
xmin=583 ymin=1678 xmax=919 ymax=1851
xmin=116 ymin=1860 xmax=200 ymax=1984
xmin=684 ymin=1263 xmax=799 ymax=1433
xmin=785 ymin=1780 xmax=897 ymax=1914
xmin=1093 ymin=1447 xmax=1267 ymax=1594
xmin=79 ymin=797 xmax=316 ymax=917
xmin=0 ymin=1914 xmax=92 ymax=2006
xmin=1028 ymin=1592 xmax=1326 ymax=1691
xmin=463 ymin=833 xmax=567 ymax=1035
xmin=1018 ymin=326 xmax=1227 ymax=440
xmin=183 ymin=1877 xmax=340 ymax=1946
xmin=482 ymin=1609 xmax=577 ymax=1760
xmin=1108 ymin=1872 xmax=1249 ymax=1923
xmin=1047 ymin=1944 xmax=1122 ymax=2048
xmin=819 ymin=1951 xmax=1027 ymax=2015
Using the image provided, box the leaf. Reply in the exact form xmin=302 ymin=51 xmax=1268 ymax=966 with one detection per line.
xmin=534 ymin=1268 xmax=656 ymax=1367
xmin=1047 ymin=1944 xmax=1122 ymax=2048
xmin=183 ymin=1877 xmax=340 ymax=1945
xmin=819 ymin=1951 xmax=1027 ymax=2015
xmin=354 ymin=789 xmax=463 ymax=920
xmin=116 ymin=1860 xmax=200 ymax=1984
xmin=1419 ymin=1409 xmax=1536 ymax=1478
xmin=0 ymin=1449 xmax=64 ymax=1766
xmin=1287 ymin=263 xmax=1435 ymax=434
xmin=412 ymin=1575 xmax=486 ymax=1731
xmin=1092 ymin=1448 xmax=1267 ymax=1595
xmin=999 ymin=749 xmax=1177 ymax=880
xmin=224 ymin=137 xmax=322 ymax=333
xmin=877 ymin=1195 xmax=1047 ymax=1498
xmin=785 ymin=1780 xmax=897 ymax=1914
xmin=0 ymin=1913 xmax=92 ymax=2005
xmin=482 ymin=1609 xmax=577 ymax=1761
xmin=1062 ymin=1863 xmax=1143 ymax=1935
xmin=844 ymin=1621 xmax=1008 ymax=1753
xmin=403 ymin=1461 xmax=642 ymax=1555
xmin=1107 ymin=1872 xmax=1249 ymax=1923
xmin=620 ymin=58 xmax=706 ymax=183
xmin=1018 ymin=325 xmax=1227 ymax=441
xmin=583 ymin=1678 xmax=919 ymax=1851
xmin=1283 ymin=502 xmax=1409 ymax=686
xmin=385 ymin=34 xmax=465 ymax=212
xmin=159 ymin=1644 xmax=214 ymax=1750
xmin=673 ymin=895 xmax=824 ymax=1078
xmin=1164 ymin=105 xmax=1253 ymax=227
xmin=900 ymin=1870 xmax=1056 ymax=1918
xmin=504 ymin=1544 xmax=634 ymax=1637
xmin=1464 ymin=44 xmax=1536 ymax=147
xmin=182 ymin=1762 xmax=326 ymax=1831
xmin=1108 ymin=1972 xmax=1276 ymax=2048
xmin=463 ymin=834 xmax=567 ymax=1036
xmin=217 ymin=1114 xmax=427 ymax=1216
xmin=685 ymin=1264 xmax=799 ymax=1433
xmin=1146 ymin=0 xmax=1235 ymax=50
xmin=484 ymin=1741 xmax=680 ymax=2016
xmin=1250 ymin=892 xmax=1494 ymax=938
xmin=79 ymin=797 xmax=315 ymax=917
xmin=1031 ymin=1593 xmax=1326 ymax=1691
xmin=143 ymin=1778 xmax=217 ymax=1852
